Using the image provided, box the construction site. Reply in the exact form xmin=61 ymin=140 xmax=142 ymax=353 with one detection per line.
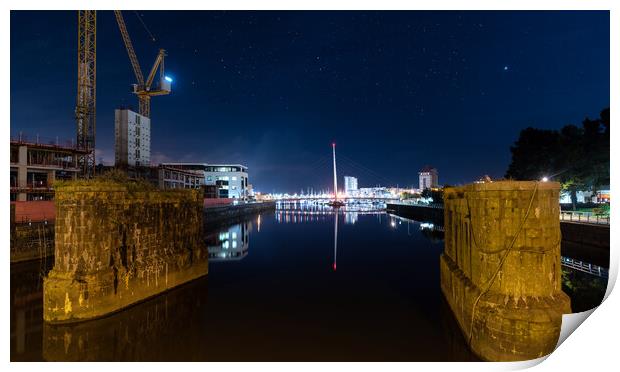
xmin=10 ymin=10 xmax=174 ymax=262
xmin=10 ymin=10 xmax=264 ymax=264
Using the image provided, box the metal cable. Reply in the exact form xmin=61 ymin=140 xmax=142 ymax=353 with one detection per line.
xmin=133 ymin=11 xmax=157 ymax=42
xmin=466 ymin=181 xmax=540 ymax=348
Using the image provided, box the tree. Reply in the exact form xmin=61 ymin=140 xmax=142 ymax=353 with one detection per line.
xmin=505 ymin=127 xmax=562 ymax=180
xmin=505 ymin=108 xmax=610 ymax=210
xmin=421 ymin=188 xmax=432 ymax=199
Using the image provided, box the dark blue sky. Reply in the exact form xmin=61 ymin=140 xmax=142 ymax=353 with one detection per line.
xmin=11 ymin=11 xmax=609 ymax=192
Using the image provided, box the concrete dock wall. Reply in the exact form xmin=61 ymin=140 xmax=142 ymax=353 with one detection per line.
xmin=561 ymin=222 xmax=609 ymax=267
xmin=11 ymin=222 xmax=54 ymax=263
xmin=11 ymin=201 xmax=56 ymax=223
xmin=43 ymin=181 xmax=208 ymax=323
xmin=388 ymin=202 xmax=609 ymax=267
xmin=204 ymin=201 xmax=276 ymax=223
xmin=10 ymin=203 xmax=54 ymax=263
xmin=386 ymin=203 xmax=444 ymax=225
xmin=440 ymin=181 xmax=570 ymax=361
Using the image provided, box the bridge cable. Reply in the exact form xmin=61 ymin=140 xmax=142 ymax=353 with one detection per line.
xmin=133 ymin=11 xmax=157 ymax=42
xmin=337 ymin=153 xmax=398 ymax=187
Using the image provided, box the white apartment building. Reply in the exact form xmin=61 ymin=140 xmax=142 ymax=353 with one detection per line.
xmin=344 ymin=176 xmax=358 ymax=195
xmin=419 ymin=166 xmax=439 ymax=190
xmin=161 ymin=163 xmax=249 ymax=199
xmin=115 ymin=108 xmax=150 ymax=167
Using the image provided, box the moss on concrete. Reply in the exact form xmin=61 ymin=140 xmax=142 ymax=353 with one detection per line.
xmin=43 ymin=179 xmax=207 ymax=323
xmin=440 ymin=181 xmax=571 ymax=361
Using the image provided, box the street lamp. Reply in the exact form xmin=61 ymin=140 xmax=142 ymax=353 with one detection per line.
xmin=541 ymin=176 xmax=549 ymax=182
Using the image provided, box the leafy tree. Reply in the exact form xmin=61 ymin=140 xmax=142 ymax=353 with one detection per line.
xmin=431 ymin=188 xmax=445 ymax=205
xmin=505 ymin=128 xmax=561 ymax=180
xmin=420 ymin=188 xmax=432 ymax=199
xmin=401 ymin=191 xmax=420 ymax=200
xmin=505 ymin=108 xmax=609 ymax=210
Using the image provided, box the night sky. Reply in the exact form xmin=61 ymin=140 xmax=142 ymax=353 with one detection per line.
xmin=10 ymin=11 xmax=609 ymax=193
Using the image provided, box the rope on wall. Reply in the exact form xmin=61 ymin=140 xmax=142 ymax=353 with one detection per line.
xmin=466 ymin=181 xmax=540 ymax=348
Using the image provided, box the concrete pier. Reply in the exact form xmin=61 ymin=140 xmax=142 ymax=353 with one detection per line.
xmin=386 ymin=203 xmax=444 ymax=225
xmin=43 ymin=181 xmax=208 ymax=323
xmin=388 ymin=202 xmax=609 ymax=267
xmin=440 ymin=181 xmax=570 ymax=361
xmin=204 ymin=201 xmax=276 ymax=223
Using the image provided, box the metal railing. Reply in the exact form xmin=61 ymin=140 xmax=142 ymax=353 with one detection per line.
xmin=11 ymin=133 xmax=77 ymax=149
xmin=561 ymin=256 xmax=609 ymax=279
xmin=394 ymin=202 xmax=610 ymax=225
xmin=560 ymin=211 xmax=610 ymax=225
xmin=394 ymin=200 xmax=444 ymax=208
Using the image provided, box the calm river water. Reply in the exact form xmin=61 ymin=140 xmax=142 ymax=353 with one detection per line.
xmin=10 ymin=202 xmax=606 ymax=361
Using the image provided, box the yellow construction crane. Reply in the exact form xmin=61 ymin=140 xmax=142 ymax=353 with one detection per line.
xmin=113 ymin=10 xmax=172 ymax=118
xmin=75 ymin=10 xmax=172 ymax=178
xmin=75 ymin=10 xmax=171 ymax=177
xmin=75 ymin=10 xmax=97 ymax=178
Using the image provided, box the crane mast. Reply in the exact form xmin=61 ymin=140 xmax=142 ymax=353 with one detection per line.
xmin=76 ymin=10 xmax=97 ymax=178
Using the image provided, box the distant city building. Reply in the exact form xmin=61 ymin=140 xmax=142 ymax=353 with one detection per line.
xmin=344 ymin=176 xmax=358 ymax=195
xmin=161 ymin=163 xmax=249 ymax=199
xmin=158 ymin=165 xmax=204 ymax=190
xmin=418 ymin=166 xmax=439 ymax=190
xmin=357 ymin=187 xmax=392 ymax=198
xmin=115 ymin=108 xmax=151 ymax=167
xmin=10 ymin=136 xmax=88 ymax=201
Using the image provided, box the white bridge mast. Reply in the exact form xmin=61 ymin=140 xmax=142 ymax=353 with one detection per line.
xmin=332 ymin=142 xmax=338 ymax=201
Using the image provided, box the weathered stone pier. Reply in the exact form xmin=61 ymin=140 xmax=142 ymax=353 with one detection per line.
xmin=43 ymin=180 xmax=208 ymax=323
xmin=440 ymin=181 xmax=571 ymax=361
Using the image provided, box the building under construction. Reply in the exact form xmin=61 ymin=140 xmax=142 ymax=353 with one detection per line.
xmin=10 ymin=135 xmax=89 ymax=201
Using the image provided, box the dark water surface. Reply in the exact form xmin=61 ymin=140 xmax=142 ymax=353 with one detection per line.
xmin=10 ymin=203 xmax=605 ymax=361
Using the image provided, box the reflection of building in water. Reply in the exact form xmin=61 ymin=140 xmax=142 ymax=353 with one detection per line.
xmin=11 ymin=260 xmax=54 ymax=361
xmin=419 ymin=222 xmax=445 ymax=243
xmin=344 ymin=211 xmax=358 ymax=225
xmin=275 ymin=201 xmax=383 ymax=224
xmin=207 ymin=222 xmax=252 ymax=261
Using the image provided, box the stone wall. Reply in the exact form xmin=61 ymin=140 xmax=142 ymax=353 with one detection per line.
xmin=43 ymin=181 xmax=207 ymax=323
xmin=440 ymin=181 xmax=570 ymax=361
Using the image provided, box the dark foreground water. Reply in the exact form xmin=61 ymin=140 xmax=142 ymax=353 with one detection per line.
xmin=10 ymin=203 xmax=607 ymax=361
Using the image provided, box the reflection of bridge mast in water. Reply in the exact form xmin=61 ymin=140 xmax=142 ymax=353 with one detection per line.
xmin=333 ymin=209 xmax=338 ymax=271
